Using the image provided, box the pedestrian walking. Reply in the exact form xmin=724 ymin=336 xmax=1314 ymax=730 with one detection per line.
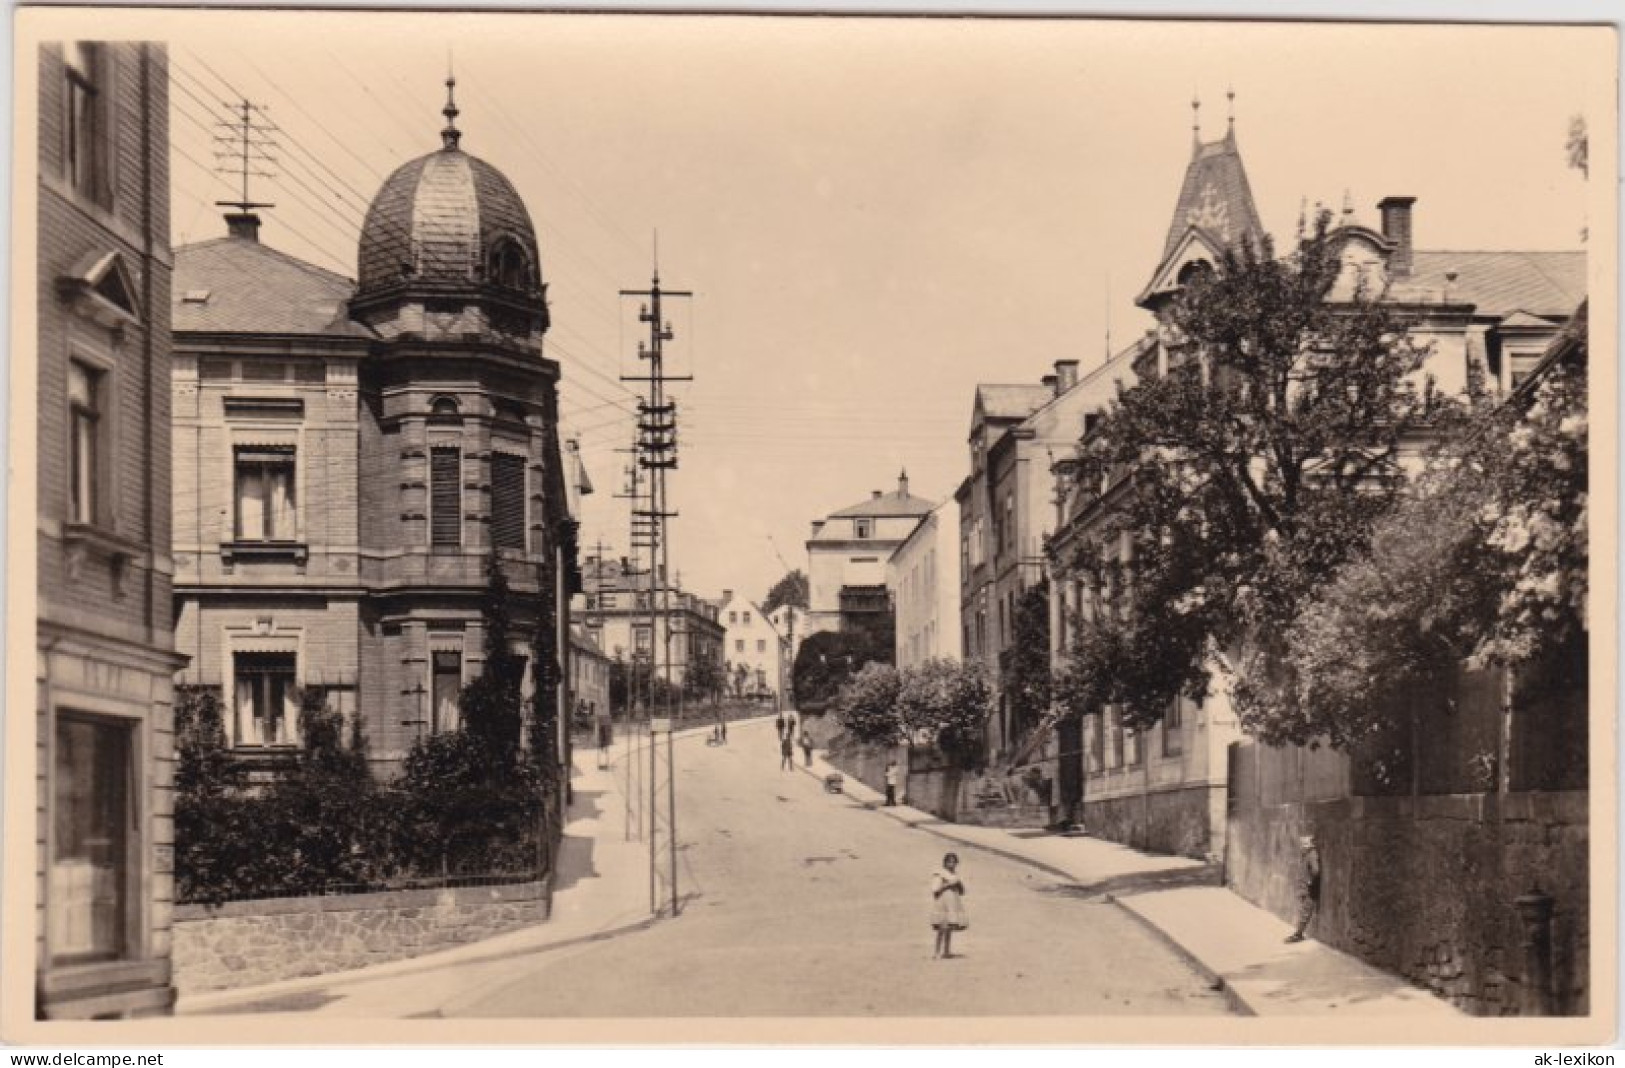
xmin=1284 ymin=833 xmax=1322 ymax=943
xmin=780 ymin=732 xmax=795 ymax=771
xmin=884 ymin=759 xmax=900 ymax=806
xmin=800 ymin=730 xmax=814 ymax=767
xmin=775 ymin=712 xmax=788 ymax=740
xmin=930 ymin=853 xmax=967 ymax=959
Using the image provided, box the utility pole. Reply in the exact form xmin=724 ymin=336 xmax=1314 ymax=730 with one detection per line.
xmin=614 ymin=449 xmax=648 ymax=844
xmin=621 ymin=257 xmax=692 ymax=919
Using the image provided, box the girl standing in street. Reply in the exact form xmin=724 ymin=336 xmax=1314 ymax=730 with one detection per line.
xmin=930 ymin=853 xmax=967 ymax=959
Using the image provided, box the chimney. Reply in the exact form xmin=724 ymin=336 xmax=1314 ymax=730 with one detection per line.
xmin=1055 ymin=359 xmax=1080 ymax=392
xmin=1378 ymin=196 xmax=1416 ymax=278
xmin=225 ymin=211 xmax=262 ymax=242
xmin=1042 ymin=374 xmax=1058 ymax=395
xmin=872 ymin=490 xmax=882 ymax=500
xmin=898 ymin=468 xmax=910 ymax=497
xmin=722 ymin=589 xmax=733 ymax=604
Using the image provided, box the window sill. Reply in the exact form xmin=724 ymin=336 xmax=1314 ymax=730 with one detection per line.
xmin=61 ymin=522 xmax=141 ymax=594
xmin=220 ymin=541 xmax=309 ymax=573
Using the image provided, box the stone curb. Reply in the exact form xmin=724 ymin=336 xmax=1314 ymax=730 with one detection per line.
xmin=1103 ymin=892 xmax=1256 ymax=1017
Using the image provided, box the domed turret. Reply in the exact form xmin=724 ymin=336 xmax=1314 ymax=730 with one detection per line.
xmin=351 ymin=76 xmax=548 ymax=339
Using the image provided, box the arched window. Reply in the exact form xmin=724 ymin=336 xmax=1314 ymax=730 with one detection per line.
xmin=428 ymin=395 xmax=462 ymax=424
xmin=1176 ymin=259 xmax=1213 ymax=288
xmin=489 ymin=238 xmax=531 ymax=290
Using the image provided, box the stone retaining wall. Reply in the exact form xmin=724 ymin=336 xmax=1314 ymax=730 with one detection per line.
xmin=1225 ymin=791 xmax=1588 ymax=1016
xmin=825 ymin=741 xmax=1047 ymax=827
xmin=172 ymin=879 xmax=551 ymax=994
xmin=1082 ymin=782 xmax=1223 ymax=859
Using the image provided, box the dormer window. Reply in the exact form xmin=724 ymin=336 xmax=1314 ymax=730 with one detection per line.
xmin=428 ymin=395 xmax=462 ymax=425
xmin=490 ymin=238 xmax=531 ymax=291
xmin=1176 ymin=259 xmax=1213 ymax=288
xmin=855 ymin=519 xmax=872 ymax=539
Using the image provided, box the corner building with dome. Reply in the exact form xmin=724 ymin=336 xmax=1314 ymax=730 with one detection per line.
xmin=171 ymin=84 xmax=583 ymax=777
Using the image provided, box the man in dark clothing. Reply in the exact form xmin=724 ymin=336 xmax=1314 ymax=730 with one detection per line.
xmin=1285 ymin=833 xmax=1321 ymax=943
xmin=780 ymin=733 xmax=795 ymax=771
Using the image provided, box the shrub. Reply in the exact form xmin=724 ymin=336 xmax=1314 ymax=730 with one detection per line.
xmin=834 ymin=662 xmax=904 ymax=746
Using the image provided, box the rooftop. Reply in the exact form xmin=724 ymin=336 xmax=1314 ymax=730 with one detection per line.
xmin=174 ymin=237 xmax=373 ymax=338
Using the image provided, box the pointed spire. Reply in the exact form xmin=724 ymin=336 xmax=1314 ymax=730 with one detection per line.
xmin=1191 ymin=93 xmax=1202 ymax=148
xmin=441 ymin=69 xmax=461 ymax=151
xmin=1226 ymin=85 xmax=1236 ymax=138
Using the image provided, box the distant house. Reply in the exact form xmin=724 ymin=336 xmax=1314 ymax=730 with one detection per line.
xmin=887 ymin=499 xmax=961 ymax=671
xmin=717 ymin=590 xmax=781 ymax=698
xmin=805 ymin=471 xmax=935 ymax=639
xmin=576 ymin=553 xmax=725 ymax=692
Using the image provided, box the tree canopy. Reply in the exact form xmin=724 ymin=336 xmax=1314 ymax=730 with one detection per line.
xmin=761 ymin=569 xmax=810 ymax=616
xmin=1061 ymin=210 xmax=1442 ymax=734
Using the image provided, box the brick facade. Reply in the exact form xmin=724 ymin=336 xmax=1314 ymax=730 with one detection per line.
xmin=36 ymin=41 xmax=184 ymax=1019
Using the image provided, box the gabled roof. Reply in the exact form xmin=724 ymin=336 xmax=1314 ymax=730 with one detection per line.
xmin=1405 ymin=250 xmax=1585 ymax=320
xmin=974 ymin=383 xmax=1053 ymax=423
xmin=174 ymin=237 xmax=374 ymax=338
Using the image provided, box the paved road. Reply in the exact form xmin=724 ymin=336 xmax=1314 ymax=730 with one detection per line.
xmin=457 ymin=719 xmax=1231 ymax=1017
xmin=197 ymin=717 xmax=1231 ymax=1019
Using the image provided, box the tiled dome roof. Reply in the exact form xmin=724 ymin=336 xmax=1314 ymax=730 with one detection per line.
xmin=356 ymin=143 xmax=542 ymax=299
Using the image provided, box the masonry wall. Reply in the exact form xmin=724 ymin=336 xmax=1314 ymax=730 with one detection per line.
xmin=825 ymin=740 xmax=1048 ymax=828
xmin=171 ymin=879 xmax=552 ymax=994
xmin=1081 ymin=783 xmax=1224 ymax=859
xmin=1225 ymin=790 xmax=1588 ymax=1016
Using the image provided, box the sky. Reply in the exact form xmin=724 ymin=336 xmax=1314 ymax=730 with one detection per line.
xmin=143 ymin=11 xmax=1602 ymax=604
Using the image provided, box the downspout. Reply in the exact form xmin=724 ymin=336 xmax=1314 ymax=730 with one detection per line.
xmin=140 ymin=45 xmax=157 ymax=645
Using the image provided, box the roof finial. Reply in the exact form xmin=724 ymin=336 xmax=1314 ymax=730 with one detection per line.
xmin=1191 ymin=93 xmax=1202 ymax=145
xmin=1341 ymin=188 xmax=1355 ymax=220
xmin=1226 ymin=85 xmax=1236 ymax=134
xmin=441 ymin=66 xmax=461 ymax=151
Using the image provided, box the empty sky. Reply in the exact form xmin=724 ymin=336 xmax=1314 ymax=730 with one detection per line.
xmin=104 ymin=10 xmax=1604 ymax=602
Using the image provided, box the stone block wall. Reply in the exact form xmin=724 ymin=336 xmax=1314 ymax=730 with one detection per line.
xmin=1225 ymin=791 xmax=1588 ymax=1016
xmin=1082 ymin=783 xmax=1221 ymax=859
xmin=171 ymin=879 xmax=551 ymax=994
xmin=824 ymin=740 xmax=1047 ymax=827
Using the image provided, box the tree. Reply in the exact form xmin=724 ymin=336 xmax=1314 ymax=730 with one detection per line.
xmin=684 ymin=648 xmax=725 ymax=704
xmin=761 ymin=569 xmax=809 ymax=616
xmin=173 ymin=685 xmax=258 ymax=905
xmin=834 ymin=662 xmax=904 ymax=746
xmin=793 ymin=628 xmax=892 ymax=713
xmin=897 ymin=659 xmax=996 ymax=770
xmin=463 ymin=554 xmax=525 ymax=759
xmin=1062 ymin=210 xmax=1440 ymax=734
xmin=1000 ymin=581 xmax=1051 ymax=746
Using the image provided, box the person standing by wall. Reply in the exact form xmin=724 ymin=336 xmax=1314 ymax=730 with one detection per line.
xmin=1285 ymin=833 xmax=1321 ymax=943
xmin=930 ymin=853 xmax=967 ymax=959
xmin=780 ymin=731 xmax=795 ymax=771
xmin=884 ymin=758 xmax=900 ymax=806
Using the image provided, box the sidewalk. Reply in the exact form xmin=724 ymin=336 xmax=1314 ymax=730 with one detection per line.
xmin=800 ymin=748 xmax=1460 ymax=1017
xmin=175 ymin=732 xmax=663 ymax=1016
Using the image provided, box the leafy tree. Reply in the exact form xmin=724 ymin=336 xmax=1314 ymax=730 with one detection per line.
xmin=173 ymin=685 xmax=257 ymax=905
xmin=1062 ymin=210 xmax=1440 ymax=734
xmin=684 ymin=648 xmax=725 ymax=704
xmin=395 ymin=730 xmax=543 ymax=877
xmin=897 ymin=659 xmax=996 ymax=770
xmin=761 ymin=569 xmax=809 ymax=616
xmin=1233 ymin=310 xmax=1587 ymax=749
xmin=463 ymin=554 xmax=525 ymax=760
xmin=793 ymin=628 xmax=892 ymax=713
xmin=834 ymin=661 xmax=904 ymax=746
xmin=1000 ymin=581 xmax=1052 ymax=746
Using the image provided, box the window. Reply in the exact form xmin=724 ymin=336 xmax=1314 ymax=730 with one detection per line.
xmin=430 ymin=447 xmax=462 ymax=549
xmin=729 ymin=611 xmax=737 ymax=624
xmin=1004 ymin=496 xmax=1015 ymax=556
xmin=634 ymin=627 xmax=651 ymax=653
xmin=1163 ymin=696 xmax=1184 ymax=757
xmin=757 ymin=639 xmax=766 ymax=653
xmin=1127 ymin=726 xmax=1143 ymax=767
xmin=491 ymin=452 xmax=527 ymax=551
xmin=855 ymin=519 xmax=872 ymax=539
xmin=432 ymin=650 xmax=462 ymax=732
xmin=63 ymin=43 xmax=109 ymax=203
xmin=51 ymin=713 xmax=132 ymax=963
xmin=736 ymin=639 xmax=745 ymax=653
xmin=68 ymin=360 xmax=103 ymax=525
xmin=742 ymin=612 xmax=751 ymax=624
xmin=235 ymin=446 xmax=297 ymax=541
xmin=490 ymin=238 xmax=531 ymax=290
xmin=233 ymin=651 xmax=297 ymax=746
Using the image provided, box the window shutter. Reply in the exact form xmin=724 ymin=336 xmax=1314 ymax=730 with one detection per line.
xmin=491 ymin=452 xmax=526 ymax=551
xmin=431 ymin=447 xmax=461 ymax=548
